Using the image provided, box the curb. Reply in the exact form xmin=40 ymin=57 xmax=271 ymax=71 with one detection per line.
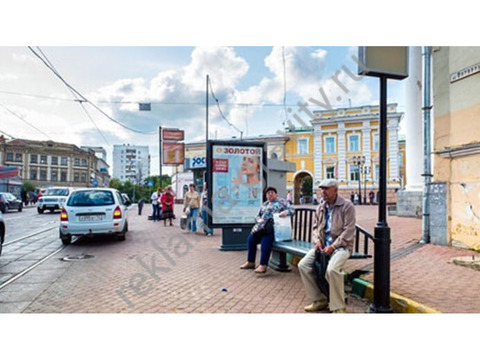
xmin=351 ymin=278 xmax=441 ymax=314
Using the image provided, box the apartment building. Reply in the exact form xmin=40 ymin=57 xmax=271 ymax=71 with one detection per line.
xmin=112 ymin=144 xmax=150 ymax=184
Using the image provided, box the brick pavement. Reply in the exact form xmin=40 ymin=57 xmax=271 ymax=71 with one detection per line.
xmin=13 ymin=203 xmax=480 ymax=314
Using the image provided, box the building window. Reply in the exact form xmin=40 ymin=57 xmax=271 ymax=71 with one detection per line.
xmin=325 ymin=166 xmax=335 ymax=179
xmin=60 ymin=171 xmax=67 ymax=182
xmin=15 ymin=153 xmax=22 ymax=162
xmin=61 ymin=157 xmax=68 ymax=166
xmin=51 ymin=156 xmax=58 ymax=165
xmin=30 ymin=169 xmax=37 ymax=180
xmin=51 ymin=171 xmax=58 ymax=182
xmin=74 ymin=172 xmax=80 ymax=182
xmin=373 ymin=132 xmax=379 ymax=151
xmin=298 ymin=138 xmax=308 ymax=155
xmin=349 ymin=134 xmax=360 ymax=152
xmin=374 ymin=164 xmax=379 ymax=181
xmin=40 ymin=155 xmax=47 ymax=164
xmin=30 ymin=154 xmax=38 ymax=164
xmin=74 ymin=158 xmax=80 ymax=166
xmin=6 ymin=152 xmax=14 ymax=162
xmin=81 ymin=158 xmax=87 ymax=167
xmin=81 ymin=173 xmax=87 ymax=183
xmin=40 ymin=170 xmax=47 ymax=181
xmin=324 ymin=136 xmax=336 ymax=153
xmin=350 ymin=164 xmax=360 ymax=181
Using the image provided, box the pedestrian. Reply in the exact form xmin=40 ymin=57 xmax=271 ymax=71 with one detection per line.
xmin=240 ymin=186 xmax=294 ymax=274
xmin=183 ymin=184 xmax=200 ymax=233
xmin=369 ymin=191 xmax=374 ymax=205
xmin=150 ymin=187 xmax=162 ymax=221
xmin=160 ymin=187 xmax=175 ymax=226
xmin=138 ymin=198 xmax=145 ymax=215
xmin=286 ymin=190 xmax=292 ymax=205
xmin=298 ymin=179 xmax=356 ymax=313
xmin=200 ymin=183 xmax=213 ymax=236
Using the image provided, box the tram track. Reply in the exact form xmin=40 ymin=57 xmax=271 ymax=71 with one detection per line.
xmin=0 ymin=224 xmax=73 ymax=291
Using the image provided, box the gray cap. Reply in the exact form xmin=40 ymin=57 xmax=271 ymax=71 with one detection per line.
xmin=318 ymin=179 xmax=339 ymax=188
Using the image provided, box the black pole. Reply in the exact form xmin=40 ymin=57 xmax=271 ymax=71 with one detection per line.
xmin=358 ymin=164 xmax=362 ymax=205
xmin=370 ymin=75 xmax=393 ymax=313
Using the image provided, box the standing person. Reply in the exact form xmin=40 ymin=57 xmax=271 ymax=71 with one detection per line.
xmin=160 ymin=187 xmax=175 ymax=226
xmin=298 ymin=179 xmax=356 ymax=313
xmin=138 ymin=198 xmax=145 ymax=215
xmin=240 ymin=186 xmax=294 ymax=274
xmin=183 ymin=184 xmax=200 ymax=233
xmin=369 ymin=191 xmax=375 ymax=205
xmin=200 ymin=183 xmax=213 ymax=236
xmin=286 ymin=190 xmax=292 ymax=205
xmin=150 ymin=187 xmax=162 ymax=222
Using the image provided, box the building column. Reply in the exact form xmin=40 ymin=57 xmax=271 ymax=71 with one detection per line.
xmin=396 ymin=46 xmax=423 ymax=217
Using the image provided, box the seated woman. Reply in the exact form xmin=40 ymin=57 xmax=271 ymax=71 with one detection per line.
xmin=240 ymin=186 xmax=294 ymax=274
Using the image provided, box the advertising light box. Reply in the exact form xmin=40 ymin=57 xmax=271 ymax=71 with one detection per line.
xmin=207 ymin=140 xmax=266 ymax=227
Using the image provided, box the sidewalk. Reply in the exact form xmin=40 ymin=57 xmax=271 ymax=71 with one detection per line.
xmin=346 ymin=205 xmax=480 ymax=313
xmin=16 ymin=204 xmax=480 ymax=314
xmin=124 ymin=204 xmax=480 ymax=313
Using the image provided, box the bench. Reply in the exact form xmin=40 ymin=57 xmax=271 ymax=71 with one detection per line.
xmin=269 ymin=207 xmax=373 ymax=273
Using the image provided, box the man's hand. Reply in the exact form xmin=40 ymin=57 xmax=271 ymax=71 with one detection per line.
xmin=323 ymin=245 xmax=335 ymax=256
xmin=314 ymin=241 xmax=323 ymax=251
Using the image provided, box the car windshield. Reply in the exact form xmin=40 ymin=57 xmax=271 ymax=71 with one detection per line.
xmin=67 ymin=190 xmax=115 ymax=206
xmin=45 ymin=188 xmax=70 ymax=196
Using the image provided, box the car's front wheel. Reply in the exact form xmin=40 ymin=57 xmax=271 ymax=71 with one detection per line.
xmin=37 ymin=208 xmax=44 ymax=214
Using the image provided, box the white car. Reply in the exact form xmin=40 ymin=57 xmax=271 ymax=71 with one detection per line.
xmin=38 ymin=187 xmax=74 ymax=213
xmin=59 ymin=188 xmax=129 ymax=245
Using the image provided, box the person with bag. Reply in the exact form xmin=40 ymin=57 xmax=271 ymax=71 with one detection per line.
xmin=183 ymin=184 xmax=200 ymax=233
xmin=298 ymin=179 xmax=356 ymax=313
xmin=150 ymin=187 xmax=162 ymax=222
xmin=160 ymin=186 xmax=175 ymax=226
xmin=240 ymin=186 xmax=294 ymax=274
xmin=200 ymin=183 xmax=213 ymax=236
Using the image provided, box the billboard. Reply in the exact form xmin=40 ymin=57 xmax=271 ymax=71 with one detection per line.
xmin=207 ymin=141 xmax=266 ymax=227
xmin=162 ymin=128 xmax=185 ymax=141
xmin=162 ymin=142 xmax=185 ymax=165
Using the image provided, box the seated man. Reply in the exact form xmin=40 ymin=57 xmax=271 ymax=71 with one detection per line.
xmin=298 ymin=179 xmax=356 ymax=313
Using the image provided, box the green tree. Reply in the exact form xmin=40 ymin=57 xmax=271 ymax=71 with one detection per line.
xmin=21 ymin=181 xmax=36 ymax=192
xmin=301 ymin=177 xmax=313 ymax=197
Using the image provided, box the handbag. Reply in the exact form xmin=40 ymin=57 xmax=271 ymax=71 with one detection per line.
xmin=273 ymin=213 xmax=292 ymax=241
xmin=251 ymin=217 xmax=273 ymax=236
xmin=184 ymin=206 xmax=191 ymax=215
xmin=313 ymin=249 xmax=330 ymax=300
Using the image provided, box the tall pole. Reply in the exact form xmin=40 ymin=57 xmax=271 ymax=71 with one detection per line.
xmin=370 ymin=75 xmax=393 ymax=313
xmin=206 ymin=74 xmax=209 ymax=143
xmin=421 ymin=46 xmax=432 ymax=244
xmin=159 ymin=126 xmax=162 ymax=188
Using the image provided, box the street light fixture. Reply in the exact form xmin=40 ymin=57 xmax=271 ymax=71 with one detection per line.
xmin=353 ymin=155 xmax=365 ymax=205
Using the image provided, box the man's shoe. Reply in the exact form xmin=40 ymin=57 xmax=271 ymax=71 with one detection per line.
xmin=332 ymin=308 xmax=346 ymax=314
xmin=304 ymin=300 xmax=328 ymax=312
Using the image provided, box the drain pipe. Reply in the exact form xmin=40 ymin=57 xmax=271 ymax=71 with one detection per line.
xmin=421 ymin=46 xmax=432 ymax=244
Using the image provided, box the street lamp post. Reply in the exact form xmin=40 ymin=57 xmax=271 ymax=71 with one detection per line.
xmin=353 ymin=155 xmax=365 ymax=205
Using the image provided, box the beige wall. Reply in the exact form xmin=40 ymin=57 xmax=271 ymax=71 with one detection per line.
xmin=433 ymin=46 xmax=480 ymax=250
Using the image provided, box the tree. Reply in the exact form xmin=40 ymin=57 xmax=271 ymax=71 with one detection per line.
xmin=21 ymin=181 xmax=36 ymax=192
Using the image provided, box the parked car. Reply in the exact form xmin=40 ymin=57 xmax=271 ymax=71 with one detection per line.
xmin=59 ymin=188 xmax=129 ymax=245
xmin=0 ymin=192 xmax=23 ymax=213
xmin=37 ymin=187 xmax=73 ymax=214
xmin=0 ymin=212 xmax=5 ymax=257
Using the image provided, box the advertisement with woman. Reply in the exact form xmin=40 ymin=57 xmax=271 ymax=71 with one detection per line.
xmin=207 ymin=141 xmax=266 ymax=226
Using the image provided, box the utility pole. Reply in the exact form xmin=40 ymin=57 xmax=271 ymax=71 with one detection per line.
xmin=159 ymin=126 xmax=162 ymax=188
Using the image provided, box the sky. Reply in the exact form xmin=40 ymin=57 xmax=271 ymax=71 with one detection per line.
xmin=0 ymin=45 xmax=407 ymax=175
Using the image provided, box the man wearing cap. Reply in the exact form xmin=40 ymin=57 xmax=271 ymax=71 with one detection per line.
xmin=298 ymin=178 xmax=356 ymax=313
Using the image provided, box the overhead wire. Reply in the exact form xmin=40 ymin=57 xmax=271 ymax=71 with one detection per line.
xmin=32 ymin=47 xmax=111 ymax=146
xmin=27 ymin=46 xmax=157 ymax=136
xmin=207 ymin=76 xmax=243 ymax=136
xmin=0 ymin=102 xmax=52 ymax=140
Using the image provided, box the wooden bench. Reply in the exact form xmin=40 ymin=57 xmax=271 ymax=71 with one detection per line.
xmin=269 ymin=207 xmax=373 ymax=273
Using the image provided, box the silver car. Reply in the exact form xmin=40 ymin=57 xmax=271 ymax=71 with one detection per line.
xmin=59 ymin=188 xmax=129 ymax=245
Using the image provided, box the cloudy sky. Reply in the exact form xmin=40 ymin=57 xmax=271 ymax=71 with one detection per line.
xmin=0 ymin=45 xmax=408 ymax=174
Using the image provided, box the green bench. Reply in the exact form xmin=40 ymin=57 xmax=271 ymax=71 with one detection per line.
xmin=269 ymin=207 xmax=373 ymax=272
